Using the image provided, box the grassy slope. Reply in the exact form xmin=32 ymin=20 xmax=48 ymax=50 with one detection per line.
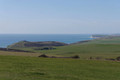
xmin=0 ymin=55 xmax=120 ymax=80
xmin=8 ymin=37 xmax=120 ymax=59
xmin=72 ymin=36 xmax=120 ymax=44
xmin=84 ymin=38 xmax=120 ymax=44
xmin=17 ymin=44 xmax=120 ymax=59
xmin=37 ymin=37 xmax=120 ymax=59
xmin=40 ymin=44 xmax=120 ymax=59
xmin=7 ymin=41 xmax=67 ymax=48
xmin=0 ymin=51 xmax=42 ymax=57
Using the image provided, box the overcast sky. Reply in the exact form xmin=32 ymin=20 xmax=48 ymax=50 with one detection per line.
xmin=1 ymin=0 xmax=120 ymax=34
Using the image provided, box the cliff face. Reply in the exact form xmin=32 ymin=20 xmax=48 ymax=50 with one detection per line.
xmin=7 ymin=41 xmax=68 ymax=48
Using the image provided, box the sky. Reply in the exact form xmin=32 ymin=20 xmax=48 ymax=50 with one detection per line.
xmin=1 ymin=0 xmax=120 ymax=34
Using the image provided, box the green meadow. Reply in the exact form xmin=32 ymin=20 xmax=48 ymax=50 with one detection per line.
xmin=10 ymin=37 xmax=120 ymax=60
xmin=0 ymin=37 xmax=119 ymax=80
xmin=0 ymin=55 xmax=120 ymax=80
xmin=42 ymin=44 xmax=120 ymax=59
xmin=16 ymin=44 xmax=120 ymax=59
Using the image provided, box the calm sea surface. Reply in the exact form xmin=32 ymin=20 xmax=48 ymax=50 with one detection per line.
xmin=0 ymin=34 xmax=93 ymax=48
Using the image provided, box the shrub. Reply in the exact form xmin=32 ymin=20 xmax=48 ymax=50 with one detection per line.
xmin=105 ymin=58 xmax=116 ymax=61
xmin=116 ymin=56 xmax=120 ymax=61
xmin=72 ymin=55 xmax=80 ymax=59
xmin=90 ymin=57 xmax=93 ymax=60
xmin=95 ymin=57 xmax=102 ymax=60
xmin=50 ymin=56 xmax=57 ymax=58
xmin=38 ymin=54 xmax=48 ymax=58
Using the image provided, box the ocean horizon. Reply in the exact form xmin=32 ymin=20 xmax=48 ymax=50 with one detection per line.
xmin=0 ymin=34 xmax=93 ymax=48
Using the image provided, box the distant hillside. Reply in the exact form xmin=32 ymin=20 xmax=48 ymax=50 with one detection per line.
xmin=91 ymin=35 xmax=109 ymax=38
xmin=73 ymin=36 xmax=120 ymax=44
xmin=7 ymin=36 xmax=120 ymax=59
xmin=7 ymin=41 xmax=68 ymax=48
xmin=91 ymin=34 xmax=120 ymax=38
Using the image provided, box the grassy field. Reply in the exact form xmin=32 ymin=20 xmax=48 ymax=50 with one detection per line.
xmin=0 ymin=37 xmax=120 ymax=80
xmin=6 ymin=37 xmax=120 ymax=59
xmin=0 ymin=51 xmax=42 ymax=57
xmin=0 ymin=55 xmax=120 ymax=80
xmin=82 ymin=37 xmax=120 ymax=44
xmin=15 ymin=44 xmax=120 ymax=59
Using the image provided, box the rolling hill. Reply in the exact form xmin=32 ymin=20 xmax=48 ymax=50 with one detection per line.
xmin=8 ymin=41 xmax=68 ymax=48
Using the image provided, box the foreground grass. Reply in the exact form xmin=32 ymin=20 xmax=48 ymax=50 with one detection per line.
xmin=0 ymin=55 xmax=120 ymax=80
xmin=0 ymin=51 xmax=42 ymax=57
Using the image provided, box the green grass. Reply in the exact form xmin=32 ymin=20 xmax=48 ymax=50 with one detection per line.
xmin=0 ymin=55 xmax=120 ymax=80
xmin=0 ymin=51 xmax=42 ymax=57
xmin=84 ymin=38 xmax=120 ymax=44
xmin=8 ymin=37 xmax=120 ymax=59
xmin=17 ymin=44 xmax=120 ymax=59
xmin=1 ymin=37 xmax=120 ymax=80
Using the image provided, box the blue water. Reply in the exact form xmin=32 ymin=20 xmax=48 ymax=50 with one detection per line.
xmin=0 ymin=34 xmax=93 ymax=48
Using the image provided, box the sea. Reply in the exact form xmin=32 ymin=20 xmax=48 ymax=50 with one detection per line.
xmin=0 ymin=34 xmax=93 ymax=48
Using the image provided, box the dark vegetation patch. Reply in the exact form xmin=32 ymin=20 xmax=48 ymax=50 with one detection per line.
xmin=71 ymin=55 xmax=80 ymax=58
xmin=116 ymin=56 xmax=120 ymax=61
xmin=105 ymin=58 xmax=116 ymax=61
xmin=72 ymin=40 xmax=91 ymax=44
xmin=38 ymin=54 xmax=80 ymax=59
xmin=34 ymin=47 xmax=56 ymax=50
xmin=38 ymin=54 xmax=48 ymax=58
xmin=29 ymin=72 xmax=46 ymax=76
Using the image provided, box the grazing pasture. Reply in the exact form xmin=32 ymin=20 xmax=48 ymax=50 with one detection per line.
xmin=17 ymin=44 xmax=120 ymax=59
xmin=10 ymin=37 xmax=120 ymax=59
xmin=0 ymin=55 xmax=120 ymax=80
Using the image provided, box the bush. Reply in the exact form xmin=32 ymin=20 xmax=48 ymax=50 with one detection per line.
xmin=50 ymin=56 xmax=57 ymax=58
xmin=105 ymin=58 xmax=116 ymax=61
xmin=116 ymin=56 xmax=120 ymax=61
xmin=90 ymin=57 xmax=93 ymax=60
xmin=95 ymin=57 xmax=102 ymax=60
xmin=38 ymin=54 xmax=48 ymax=58
xmin=72 ymin=55 xmax=80 ymax=59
